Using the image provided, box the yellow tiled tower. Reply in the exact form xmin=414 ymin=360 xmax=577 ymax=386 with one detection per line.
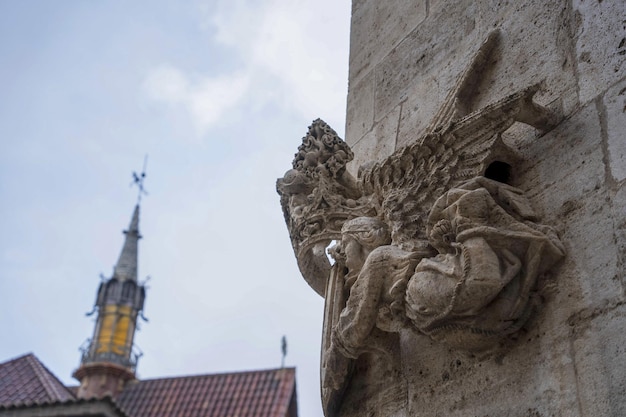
xmin=73 ymin=204 xmax=146 ymax=398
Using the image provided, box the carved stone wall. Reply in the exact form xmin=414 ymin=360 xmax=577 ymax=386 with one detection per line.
xmin=277 ymin=1 xmax=625 ymax=416
xmin=341 ymin=1 xmax=626 ymax=416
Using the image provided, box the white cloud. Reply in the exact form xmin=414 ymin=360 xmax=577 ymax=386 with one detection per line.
xmin=187 ymin=73 xmax=249 ymax=133
xmin=209 ymin=0 xmax=351 ymax=130
xmin=143 ymin=65 xmax=250 ymax=137
xmin=143 ymin=1 xmax=350 ymax=139
xmin=143 ymin=65 xmax=189 ymax=102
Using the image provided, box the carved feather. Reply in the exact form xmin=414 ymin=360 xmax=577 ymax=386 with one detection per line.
xmin=359 ymin=84 xmax=553 ymax=246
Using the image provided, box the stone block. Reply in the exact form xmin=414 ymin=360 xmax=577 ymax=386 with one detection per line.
xmin=351 ymin=0 xmax=367 ymax=16
xmin=373 ymin=2 xmax=479 ymax=129
xmin=555 ymin=188 xmax=623 ymax=309
xmin=518 ymin=104 xmax=605 ymax=214
xmin=349 ymin=0 xmax=427 ymax=84
xmin=570 ymin=303 xmax=626 ymax=417
xmin=401 ymin=323 xmax=580 ymax=416
xmin=470 ymin=1 xmax=578 ymax=117
xmin=346 ymin=71 xmax=375 ymax=147
xmin=602 ymin=77 xmax=626 ymax=182
xmin=611 ymin=184 xmax=626 ymax=293
xmin=515 ymin=105 xmax=622 ymax=310
xmin=395 ymin=75 xmax=439 ymax=149
xmin=372 ymin=0 xmax=581 ymax=148
xmin=573 ymin=0 xmax=626 ymax=104
xmin=347 ymin=105 xmax=400 ymax=177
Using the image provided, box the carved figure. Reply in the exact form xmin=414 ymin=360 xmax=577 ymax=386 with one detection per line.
xmin=328 ymin=217 xmax=422 ymax=360
xmin=323 ymin=217 xmax=401 ymax=390
xmin=276 ymin=30 xmax=565 ymax=417
xmin=327 ymin=178 xmax=564 ymax=358
xmin=407 ymin=177 xmax=565 ymax=346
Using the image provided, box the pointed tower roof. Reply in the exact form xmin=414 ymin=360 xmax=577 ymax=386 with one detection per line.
xmin=74 ymin=163 xmax=150 ymax=399
xmin=74 ymin=203 xmax=147 ymax=398
xmin=112 ymin=205 xmax=141 ymax=282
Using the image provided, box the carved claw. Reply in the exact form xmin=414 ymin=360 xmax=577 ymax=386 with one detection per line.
xmin=514 ymin=84 xmax=560 ymax=132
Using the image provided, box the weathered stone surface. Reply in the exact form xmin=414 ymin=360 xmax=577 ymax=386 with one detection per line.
xmin=373 ymin=2 xmax=478 ymax=131
xmin=395 ymin=76 xmax=440 ymax=149
xmin=518 ymin=104 xmax=605 ymax=216
xmin=573 ymin=0 xmax=626 ymax=104
xmin=471 ymin=1 xmax=579 ymax=114
xmin=515 ymin=104 xmax=624 ymax=312
xmin=349 ymin=0 xmax=427 ymax=84
xmin=346 ymin=105 xmax=399 ymax=177
xmin=345 ymin=71 xmax=375 ymax=147
xmin=278 ymin=0 xmax=626 ymax=415
xmin=557 ymin=187 xmax=622 ymax=307
xmin=603 ymin=78 xmax=626 ymax=182
xmin=611 ymin=184 xmax=626 ymax=293
xmin=570 ymin=302 xmax=626 ymax=417
xmin=401 ymin=321 xmax=580 ymax=417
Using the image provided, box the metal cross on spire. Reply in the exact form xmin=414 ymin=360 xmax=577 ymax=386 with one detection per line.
xmin=132 ymin=155 xmax=149 ymax=204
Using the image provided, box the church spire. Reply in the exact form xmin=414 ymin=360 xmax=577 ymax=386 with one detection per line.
xmin=73 ymin=167 xmax=149 ymax=399
xmin=112 ymin=204 xmax=141 ymax=282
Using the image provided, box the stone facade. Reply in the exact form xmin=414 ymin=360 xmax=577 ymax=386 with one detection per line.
xmin=278 ymin=0 xmax=626 ymax=416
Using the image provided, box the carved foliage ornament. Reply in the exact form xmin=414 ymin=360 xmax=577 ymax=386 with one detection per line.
xmin=277 ymin=119 xmax=376 ymax=296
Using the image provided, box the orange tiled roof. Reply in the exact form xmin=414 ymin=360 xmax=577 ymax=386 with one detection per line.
xmin=0 ymin=354 xmax=298 ymax=417
xmin=0 ymin=353 xmax=75 ymax=405
xmin=116 ymin=367 xmax=297 ymax=417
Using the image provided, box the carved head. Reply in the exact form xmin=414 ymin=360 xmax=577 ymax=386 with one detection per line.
xmin=332 ymin=217 xmax=391 ymax=276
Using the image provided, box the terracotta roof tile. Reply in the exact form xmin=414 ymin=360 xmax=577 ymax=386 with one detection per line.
xmin=0 ymin=355 xmax=298 ymax=417
xmin=0 ymin=395 xmax=129 ymax=417
xmin=116 ymin=367 xmax=297 ymax=417
xmin=0 ymin=353 xmax=75 ymax=406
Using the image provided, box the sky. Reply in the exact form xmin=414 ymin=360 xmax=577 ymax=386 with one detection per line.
xmin=0 ymin=1 xmax=351 ymax=416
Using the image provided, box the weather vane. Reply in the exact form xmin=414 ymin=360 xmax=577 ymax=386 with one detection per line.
xmin=131 ymin=155 xmax=149 ymax=204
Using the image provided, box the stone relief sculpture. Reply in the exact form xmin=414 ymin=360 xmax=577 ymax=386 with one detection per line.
xmin=277 ymin=31 xmax=565 ymax=417
xmin=329 ymin=177 xmax=565 ymax=357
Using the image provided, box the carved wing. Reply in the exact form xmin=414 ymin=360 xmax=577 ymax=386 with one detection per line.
xmin=360 ymin=84 xmax=556 ymax=247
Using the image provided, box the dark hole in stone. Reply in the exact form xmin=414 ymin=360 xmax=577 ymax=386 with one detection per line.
xmin=485 ymin=161 xmax=512 ymax=184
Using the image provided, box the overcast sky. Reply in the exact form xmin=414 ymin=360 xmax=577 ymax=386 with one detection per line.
xmin=0 ymin=2 xmax=351 ymax=416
